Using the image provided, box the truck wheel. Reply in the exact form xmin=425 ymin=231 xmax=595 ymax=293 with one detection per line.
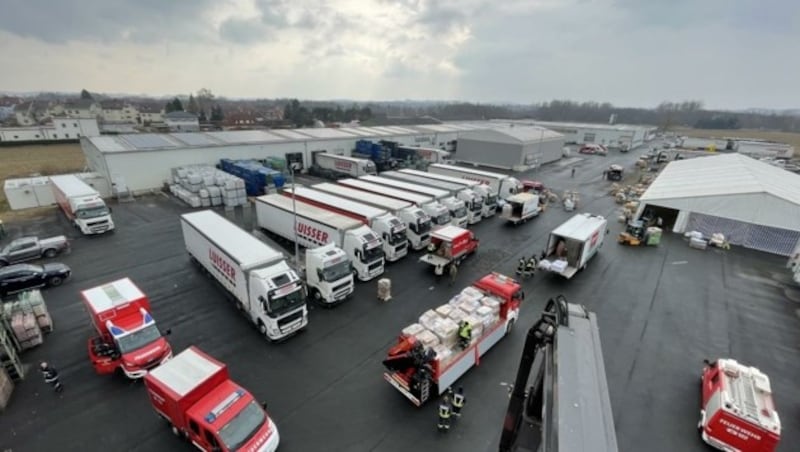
xmin=0 ymin=260 xmax=7 ymax=268
xmin=311 ymin=289 xmax=322 ymax=303
xmin=258 ymin=321 xmax=269 ymax=338
xmin=506 ymin=319 xmax=515 ymax=334
xmin=43 ymin=248 xmax=58 ymax=258
xmin=48 ymin=276 xmax=64 ymax=287
xmin=171 ymin=425 xmax=182 ymax=437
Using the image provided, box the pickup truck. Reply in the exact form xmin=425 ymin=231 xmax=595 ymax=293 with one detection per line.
xmin=0 ymin=236 xmax=70 ymax=266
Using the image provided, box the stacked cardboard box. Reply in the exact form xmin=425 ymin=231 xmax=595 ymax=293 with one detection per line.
xmin=169 ymin=166 xmax=247 ymax=208
xmin=11 ymin=312 xmax=42 ymax=350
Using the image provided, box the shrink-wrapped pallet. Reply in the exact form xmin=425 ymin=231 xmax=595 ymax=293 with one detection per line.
xmin=431 ymin=317 xmax=459 ymax=348
xmin=447 ymin=294 xmax=463 ymax=307
xmin=476 ymin=306 xmax=497 ymax=330
xmin=465 ymin=314 xmax=484 ymax=339
xmin=480 ymin=296 xmax=501 ymax=315
xmin=402 ymin=323 xmax=424 ymax=337
xmin=460 ymin=286 xmax=484 ymax=300
xmin=447 ymin=307 xmax=468 ymax=323
xmin=433 ymin=344 xmax=453 ymax=364
xmin=458 ymin=297 xmax=481 ymax=314
xmin=435 ymin=304 xmax=454 ymax=318
xmin=414 ymin=329 xmax=440 ymax=348
xmin=419 ymin=310 xmax=439 ymax=330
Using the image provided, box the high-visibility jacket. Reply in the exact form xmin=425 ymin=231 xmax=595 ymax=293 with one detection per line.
xmin=439 ymin=403 xmax=451 ymax=418
xmin=459 ymin=323 xmax=472 ymax=340
xmin=452 ymin=393 xmax=465 ymax=408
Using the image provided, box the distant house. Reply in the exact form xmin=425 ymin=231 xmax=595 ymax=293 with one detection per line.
xmin=100 ymin=100 xmax=139 ymax=123
xmin=164 ymin=111 xmax=199 ymax=132
xmin=63 ymin=99 xmax=100 ymax=119
xmin=223 ymin=111 xmax=263 ymax=127
xmin=0 ymin=118 xmax=99 ymax=143
xmin=139 ymin=105 xmax=165 ymax=125
xmin=13 ymin=101 xmax=49 ymax=126
xmin=263 ymin=107 xmax=284 ymax=121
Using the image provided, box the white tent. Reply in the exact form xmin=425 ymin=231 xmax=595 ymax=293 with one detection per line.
xmin=638 ymin=154 xmax=800 ymax=255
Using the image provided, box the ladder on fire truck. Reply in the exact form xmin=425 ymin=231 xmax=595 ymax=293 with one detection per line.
xmin=499 ymin=296 xmax=618 ymax=452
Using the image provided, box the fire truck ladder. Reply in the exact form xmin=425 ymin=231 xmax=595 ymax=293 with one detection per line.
xmin=499 ymin=296 xmax=618 ymax=452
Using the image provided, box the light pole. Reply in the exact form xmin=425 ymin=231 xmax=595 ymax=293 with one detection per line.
xmin=290 ymin=162 xmax=300 ymax=267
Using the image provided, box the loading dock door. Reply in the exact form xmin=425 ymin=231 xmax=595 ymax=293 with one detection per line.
xmin=686 ymin=212 xmax=800 ymax=256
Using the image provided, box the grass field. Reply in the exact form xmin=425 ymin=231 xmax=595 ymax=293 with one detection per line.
xmin=0 ymin=143 xmax=87 ymax=212
xmin=675 ymin=127 xmax=800 ymax=150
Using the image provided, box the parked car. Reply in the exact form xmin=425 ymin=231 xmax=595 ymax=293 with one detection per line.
xmin=0 ymin=263 xmax=71 ymax=296
xmin=0 ymin=236 xmax=70 ymax=266
xmin=578 ymin=144 xmax=608 ymax=155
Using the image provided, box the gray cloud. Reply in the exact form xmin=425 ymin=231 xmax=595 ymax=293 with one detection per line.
xmin=219 ymin=18 xmax=275 ymax=45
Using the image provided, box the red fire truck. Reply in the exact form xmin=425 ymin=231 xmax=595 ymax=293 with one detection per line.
xmin=81 ymin=278 xmax=172 ymax=379
xmin=699 ymin=358 xmax=781 ymax=451
xmin=418 ymin=225 xmax=479 ymax=275
xmin=144 ymin=347 xmax=280 ymax=452
xmin=382 ymin=273 xmax=523 ymax=406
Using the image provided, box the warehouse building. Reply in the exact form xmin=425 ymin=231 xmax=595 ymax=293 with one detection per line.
xmin=507 ymin=120 xmax=655 ymax=150
xmin=453 ymin=126 xmax=564 ymax=170
xmin=636 ymin=154 xmax=800 ymax=256
xmin=80 ymin=123 xmax=539 ymax=195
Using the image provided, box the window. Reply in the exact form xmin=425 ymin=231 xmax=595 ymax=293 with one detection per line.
xmin=204 ymin=430 xmax=219 ymax=448
xmin=73 ymin=123 xmax=78 ymax=127
xmin=77 ymin=134 xmax=81 ymax=138
xmin=13 ymin=135 xmax=18 ymax=139
xmin=35 ymin=134 xmax=39 ymax=138
xmin=61 ymin=123 xmax=66 ymax=128
xmin=65 ymin=134 xmax=69 ymax=138
xmin=53 ymin=134 xmax=57 ymax=138
xmin=189 ymin=421 xmax=199 ymax=435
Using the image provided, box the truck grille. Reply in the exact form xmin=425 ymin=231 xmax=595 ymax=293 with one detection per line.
xmin=278 ymin=310 xmax=305 ymax=330
xmin=87 ymin=219 xmax=110 ymax=233
xmin=332 ymin=281 xmax=351 ymax=293
xmin=368 ymin=260 xmax=383 ymax=272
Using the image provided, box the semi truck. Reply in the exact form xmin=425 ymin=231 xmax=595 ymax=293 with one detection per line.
xmin=282 ymin=186 xmax=408 ymax=262
xmin=81 ymin=277 xmax=173 ymax=379
xmin=144 ymin=347 xmax=280 ymax=452
xmin=501 ymin=193 xmax=541 ymax=225
xmin=397 ymin=168 xmax=498 ymax=217
xmin=499 ymin=296 xmax=618 ymax=452
xmin=420 ymin=226 xmax=479 ymax=275
xmin=380 ymin=171 xmax=484 ymax=225
xmin=382 ymin=272 xmax=523 ymax=406
xmin=699 ymin=358 xmax=781 ymax=452
xmin=181 ymin=210 xmax=309 ymax=341
xmin=337 ymin=178 xmax=452 ymax=230
xmin=312 ymin=182 xmax=432 ymax=251
xmin=428 ymin=163 xmax=523 ymax=200
xmin=538 ymin=213 xmax=608 ymax=279
xmin=309 ymin=152 xmax=376 ymax=179
xmin=256 ymin=194 xmax=385 ymax=282
xmin=50 ymin=174 xmax=115 ymax=235
xmin=359 ymin=175 xmax=469 ymax=228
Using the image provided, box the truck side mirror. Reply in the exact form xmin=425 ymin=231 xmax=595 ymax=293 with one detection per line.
xmin=108 ymin=207 xmax=113 ymax=213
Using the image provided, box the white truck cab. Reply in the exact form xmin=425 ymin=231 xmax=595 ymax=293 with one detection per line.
xmin=304 ymin=244 xmax=355 ymax=304
xmin=422 ymin=202 xmax=452 ymax=230
xmin=440 ymin=197 xmax=468 ymax=228
xmin=456 ymin=189 xmax=483 ymax=224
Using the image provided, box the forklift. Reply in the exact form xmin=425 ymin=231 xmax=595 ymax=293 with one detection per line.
xmin=605 ymin=165 xmax=623 ymax=181
xmin=617 ymin=220 xmax=660 ymax=246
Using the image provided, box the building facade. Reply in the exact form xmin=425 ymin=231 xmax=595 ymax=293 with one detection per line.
xmin=0 ymin=118 xmax=100 ymax=143
xmin=164 ymin=111 xmax=199 ymax=131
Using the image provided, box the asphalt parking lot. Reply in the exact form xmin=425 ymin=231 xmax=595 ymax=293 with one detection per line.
xmin=2 ymin=144 xmax=798 ymax=452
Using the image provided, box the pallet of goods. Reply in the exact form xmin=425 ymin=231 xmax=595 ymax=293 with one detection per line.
xmin=169 ymin=165 xmax=248 ymax=208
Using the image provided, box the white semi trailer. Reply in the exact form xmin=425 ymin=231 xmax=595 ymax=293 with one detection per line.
xmin=180 ymin=210 xmax=308 ymax=341
xmin=398 ymin=168 xmax=498 ymax=217
xmin=359 ymin=175 xmax=468 ymax=228
xmin=380 ymin=171 xmax=483 ymax=225
xmin=313 ymin=183 xmax=433 ymax=251
xmin=428 ymin=163 xmax=523 ymax=200
xmin=256 ymin=194 xmax=385 ymax=282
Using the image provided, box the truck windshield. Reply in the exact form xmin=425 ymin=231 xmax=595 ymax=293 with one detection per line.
xmin=418 ymin=219 xmax=432 ymax=234
xmin=362 ymin=245 xmax=384 ymax=263
xmin=76 ymin=206 xmax=110 ymax=219
xmin=435 ymin=213 xmax=451 ymax=225
xmin=321 ymin=261 xmax=351 ymax=282
xmin=115 ymin=324 xmax=162 ymax=354
xmin=453 ymin=207 xmax=467 ymax=218
xmin=269 ymin=287 xmax=305 ymax=316
xmin=389 ymin=230 xmax=407 ymax=245
xmin=471 ymin=199 xmax=483 ymax=212
xmin=218 ymin=400 xmax=266 ymax=451
xmin=487 ymin=194 xmax=498 ymax=205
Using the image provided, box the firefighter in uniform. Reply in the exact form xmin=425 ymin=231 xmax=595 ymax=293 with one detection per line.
xmin=40 ymin=362 xmax=63 ymax=393
xmin=525 ymin=256 xmax=537 ymax=279
xmin=451 ymin=387 xmax=466 ymax=418
xmin=458 ymin=321 xmax=472 ymax=349
xmin=515 ymin=256 xmax=526 ymax=276
xmin=437 ymin=395 xmax=452 ymax=432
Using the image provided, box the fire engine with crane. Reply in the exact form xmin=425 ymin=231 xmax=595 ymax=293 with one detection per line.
xmin=81 ymin=277 xmax=173 ymax=379
xmin=499 ymin=296 xmax=618 ymax=452
xmin=419 ymin=225 xmax=479 ymax=275
xmin=699 ymin=358 xmax=781 ymax=452
xmin=382 ymin=272 xmax=522 ymax=406
xmin=144 ymin=346 xmax=280 ymax=452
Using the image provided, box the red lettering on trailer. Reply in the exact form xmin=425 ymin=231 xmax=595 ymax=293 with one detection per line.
xmin=461 ymin=175 xmax=489 ymax=185
xmin=335 ymin=160 xmax=353 ymax=171
xmin=590 ymin=230 xmax=599 ymax=247
xmin=297 ymin=222 xmax=330 ymax=243
xmin=209 ymin=249 xmax=236 ymax=282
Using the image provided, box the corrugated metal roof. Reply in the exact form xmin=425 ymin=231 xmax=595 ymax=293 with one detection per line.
xmin=269 ymin=129 xmax=313 ymax=140
xmin=206 ymin=130 xmax=283 ymax=143
xmin=171 ymin=133 xmax=223 ymax=146
xmin=295 ymin=128 xmax=355 ymax=139
xmin=338 ymin=127 xmax=374 ymax=137
xmin=641 ymin=153 xmax=800 ymax=205
xmin=354 ymin=127 xmax=393 ymax=136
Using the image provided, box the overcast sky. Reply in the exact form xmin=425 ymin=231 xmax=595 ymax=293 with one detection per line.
xmin=0 ymin=0 xmax=797 ymax=109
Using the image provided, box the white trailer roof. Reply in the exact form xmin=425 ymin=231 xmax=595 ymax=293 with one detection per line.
xmin=257 ymin=194 xmax=362 ymax=230
xmin=148 ymin=347 xmax=222 ymax=397
xmin=398 ymin=169 xmax=480 ymax=187
xmin=181 ymin=210 xmax=284 ymax=267
xmin=430 ymin=164 xmax=510 ymax=181
xmin=313 ymin=183 xmax=413 ymax=212
xmin=381 ymin=171 xmax=466 ymax=192
xmin=507 ymin=193 xmax=538 ymax=204
xmin=552 ymin=214 xmax=606 ymax=242
xmin=81 ymin=277 xmax=144 ymax=314
xmin=286 ymin=186 xmax=387 ymax=220
xmin=432 ymin=225 xmax=469 ymax=241
xmin=360 ymin=175 xmax=449 ymax=199
xmin=338 ymin=179 xmax=434 ymax=205
xmin=49 ymin=174 xmax=96 ymax=197
xmin=316 ymin=153 xmax=372 ymax=164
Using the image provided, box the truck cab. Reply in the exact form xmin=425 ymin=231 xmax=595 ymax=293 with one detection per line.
xmin=422 ymin=202 xmax=451 ymax=230
xmin=249 ymin=262 xmax=308 ymax=339
xmin=346 ymin=226 xmax=385 ymax=281
xmin=419 ymin=225 xmax=479 ymax=275
xmin=440 ymin=197 xmax=468 ymax=228
xmin=374 ymin=215 xmax=408 ymax=262
xmin=398 ymin=207 xmax=432 ymax=250
xmin=471 ymin=185 xmax=498 ymax=217
xmin=457 ymin=189 xmax=483 ymax=224
xmin=304 ymin=243 xmax=355 ymax=304
xmin=81 ymin=278 xmax=172 ymax=379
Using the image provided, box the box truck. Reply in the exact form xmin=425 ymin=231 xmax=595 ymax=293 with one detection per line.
xmin=380 ymin=171 xmax=484 ymax=224
xmin=256 ymin=194 xmax=385 ymax=282
xmin=359 ymin=176 xmax=468 ymax=228
xmin=81 ymin=277 xmax=173 ymax=379
xmin=144 ymin=347 xmax=280 ymax=452
xmin=428 ymin=164 xmax=523 ymax=200
xmin=419 ymin=226 xmax=479 ymax=275
xmin=538 ymin=213 xmax=608 ymax=279
xmin=337 ymin=178 xmax=452 ymax=230
xmin=181 ymin=210 xmax=308 ymax=341
xmin=397 ymin=168 xmax=498 ymax=218
xmin=313 ymin=183 xmax=433 ymax=251
xmin=282 ymin=186 xmax=408 ymax=262
xmin=50 ymin=174 xmax=115 ymax=235
xmin=500 ymin=193 xmax=540 ymax=225
xmin=309 ymin=152 xmax=377 ymax=179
